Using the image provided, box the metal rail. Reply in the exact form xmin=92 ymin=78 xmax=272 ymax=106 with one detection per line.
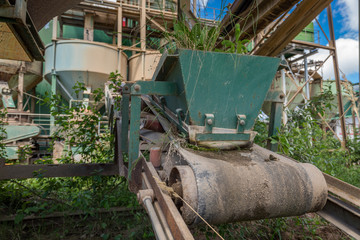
xmin=319 ymin=173 xmax=360 ymax=239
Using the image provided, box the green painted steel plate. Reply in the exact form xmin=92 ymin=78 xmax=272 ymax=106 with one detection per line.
xmin=155 ymin=49 xmax=280 ymax=131
xmin=3 ymin=125 xmax=41 ymax=143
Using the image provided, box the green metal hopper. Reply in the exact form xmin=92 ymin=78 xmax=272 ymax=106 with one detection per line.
xmin=152 ymin=49 xmax=280 ymax=147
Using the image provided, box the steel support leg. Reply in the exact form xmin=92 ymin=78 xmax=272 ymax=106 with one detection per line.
xmin=50 ymin=71 xmax=57 ymax=135
xmin=267 ymin=102 xmax=283 ymax=152
xmin=128 ymin=95 xmax=141 ymax=176
xmin=120 ymin=93 xmax=130 ymax=154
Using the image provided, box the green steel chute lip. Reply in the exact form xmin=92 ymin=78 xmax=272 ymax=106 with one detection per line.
xmin=130 ymin=81 xmax=178 ymax=96
xmin=195 ymin=133 xmax=251 ymax=141
xmin=2 ymin=125 xmax=41 ymax=144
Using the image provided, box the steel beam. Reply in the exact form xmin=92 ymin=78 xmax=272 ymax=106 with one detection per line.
xmin=0 ymin=163 xmax=118 ymax=179
xmin=130 ymin=81 xmax=178 ymax=96
xmin=221 ymin=0 xmax=300 ymax=41
xmin=318 ymin=195 xmax=360 ymax=239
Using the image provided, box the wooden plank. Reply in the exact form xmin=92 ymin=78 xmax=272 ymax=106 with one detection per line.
xmin=254 ymin=0 xmax=333 ymax=56
xmin=291 ymin=39 xmax=335 ymax=51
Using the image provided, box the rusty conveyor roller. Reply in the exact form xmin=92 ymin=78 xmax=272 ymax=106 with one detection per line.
xmin=164 ymin=145 xmax=328 ymax=225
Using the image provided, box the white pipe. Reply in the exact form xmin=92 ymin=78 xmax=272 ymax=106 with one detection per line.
xmin=142 ymin=197 xmax=167 ymax=240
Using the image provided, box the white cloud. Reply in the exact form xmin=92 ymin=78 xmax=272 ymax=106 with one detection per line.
xmin=337 ymin=0 xmax=359 ymax=32
xmin=308 ymin=38 xmax=359 ymax=80
xmin=198 ymin=0 xmax=209 ymax=8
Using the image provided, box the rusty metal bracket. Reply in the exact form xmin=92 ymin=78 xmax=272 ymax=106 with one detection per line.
xmin=142 ymin=160 xmax=194 ymax=240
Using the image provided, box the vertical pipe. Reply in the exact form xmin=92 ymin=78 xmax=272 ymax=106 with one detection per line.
xmin=352 ymin=109 xmax=356 ymax=140
xmin=84 ymin=13 xmax=94 ymax=41
xmin=50 ymin=17 xmax=58 ymax=135
xmin=281 ymin=55 xmax=287 ymax=124
xmin=17 ymin=62 xmax=25 ymax=112
xmin=132 ymin=38 xmax=136 ymax=56
xmin=117 ymin=4 xmax=123 ymax=72
xmin=31 ymin=88 xmax=35 ymax=113
xmin=52 ymin=16 xmax=57 ymax=41
xmin=304 ymin=54 xmax=310 ymax=102
xmin=193 ymin=0 xmax=197 ymax=17
xmin=327 ymin=5 xmax=347 ymax=148
xmin=140 ymin=0 xmax=146 ymax=80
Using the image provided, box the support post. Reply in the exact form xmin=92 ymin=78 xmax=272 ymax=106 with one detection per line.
xmin=132 ymin=38 xmax=136 ymax=56
xmin=265 ymin=91 xmax=285 ymax=152
xmin=352 ymin=109 xmax=356 ymax=139
xmin=327 ymin=5 xmax=347 ymax=148
xmin=31 ymin=88 xmax=35 ymax=113
xmin=84 ymin=12 xmax=94 ymax=41
xmin=140 ymin=0 xmax=146 ymax=80
xmin=281 ymin=55 xmax=287 ymax=124
xmin=193 ymin=0 xmax=197 ymax=17
xmin=267 ymin=102 xmax=283 ymax=152
xmin=304 ymin=53 xmax=310 ymax=102
xmin=121 ymin=87 xmax=131 ymax=153
xmin=50 ymin=71 xmax=57 ymax=135
xmin=17 ymin=62 xmax=25 ymax=112
xmin=50 ymin=17 xmax=58 ymax=135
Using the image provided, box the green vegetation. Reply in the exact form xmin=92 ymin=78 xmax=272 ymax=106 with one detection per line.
xmin=163 ymin=19 xmax=222 ymax=52
xmin=0 ymin=79 xmax=156 ymax=239
xmin=193 ymin=214 xmax=348 ymax=240
xmin=162 ymin=16 xmax=250 ymax=54
xmin=257 ymin=88 xmax=360 ymax=187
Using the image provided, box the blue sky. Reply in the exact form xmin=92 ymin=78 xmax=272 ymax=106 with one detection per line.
xmin=201 ymin=0 xmax=359 ymax=83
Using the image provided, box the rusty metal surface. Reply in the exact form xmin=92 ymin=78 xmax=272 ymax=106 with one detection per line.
xmin=142 ymin=160 xmax=194 ymax=240
xmin=168 ymin=166 xmax=198 ymax=225
xmin=0 ymin=22 xmax=32 ymax=61
xmin=324 ymin=173 xmax=360 ymax=208
xmin=319 ymin=172 xmax=360 ymax=239
xmin=318 ymin=195 xmax=360 ymax=239
xmin=221 ymin=0 xmax=300 ymax=41
xmin=27 ymin=0 xmax=82 ymax=29
xmin=0 ymin=163 xmax=118 ymax=179
xmin=167 ymin=145 xmax=328 ymax=225
xmin=114 ymin=113 xmax=128 ymax=177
